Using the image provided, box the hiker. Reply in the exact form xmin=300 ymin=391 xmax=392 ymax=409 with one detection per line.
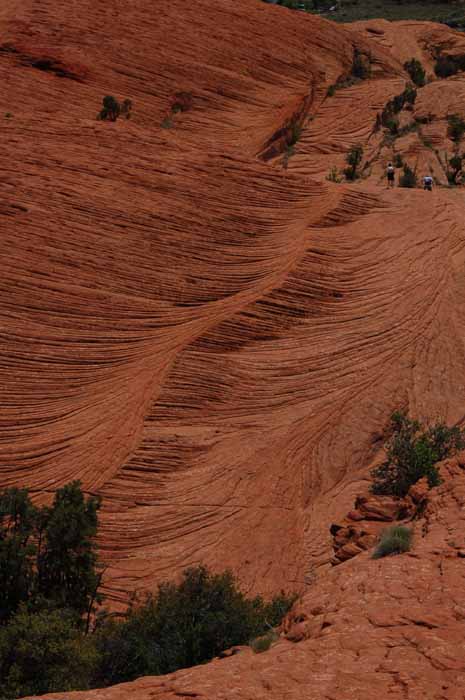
xmin=423 ymin=174 xmax=433 ymax=191
xmin=387 ymin=162 xmax=395 ymax=188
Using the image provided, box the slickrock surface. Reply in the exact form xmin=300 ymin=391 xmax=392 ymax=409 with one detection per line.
xmin=2 ymin=0 xmax=465 ymax=694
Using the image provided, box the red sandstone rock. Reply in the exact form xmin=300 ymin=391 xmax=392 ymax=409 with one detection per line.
xmin=2 ymin=0 xmax=465 ymax=697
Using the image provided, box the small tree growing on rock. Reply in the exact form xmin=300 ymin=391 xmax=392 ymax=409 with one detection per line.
xmin=404 ymin=58 xmax=426 ymax=87
xmin=399 ymin=163 xmax=417 ymax=188
xmin=371 ymin=412 xmax=465 ymax=498
xmin=344 ymin=144 xmax=363 ymax=181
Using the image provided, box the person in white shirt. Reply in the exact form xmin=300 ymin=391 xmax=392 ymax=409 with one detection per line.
xmin=423 ymin=175 xmax=433 ymax=191
xmin=387 ymin=163 xmax=395 ymax=187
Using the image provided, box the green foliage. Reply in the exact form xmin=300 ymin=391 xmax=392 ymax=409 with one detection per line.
xmin=37 ymin=482 xmax=102 ymax=621
xmin=344 ymin=143 xmax=363 ymax=180
xmin=404 ymin=58 xmax=426 ymax=87
xmin=249 ymin=629 xmax=278 ymax=654
xmin=447 ymin=114 xmax=465 ymax=143
xmin=381 ymin=84 xmax=417 ymax=135
xmin=435 ymin=55 xmax=459 ymax=79
xmin=95 ymin=567 xmax=296 ymax=686
xmin=394 ymin=153 xmax=403 ymax=168
xmin=371 ymin=412 xmax=465 ymax=497
xmin=399 ymin=163 xmax=417 ymax=188
xmin=326 ymin=84 xmax=336 ymax=97
xmin=0 ymin=606 xmax=98 ymax=699
xmin=447 ymin=153 xmax=463 ymax=184
xmin=0 ymin=482 xmax=101 ymax=626
xmin=98 ymin=96 xmax=133 ymax=122
xmin=372 ymin=525 xmax=412 ymax=559
xmin=0 ymin=489 xmax=37 ymax=624
xmin=288 ymin=123 xmax=302 ymax=147
xmin=351 ymin=48 xmax=370 ymax=80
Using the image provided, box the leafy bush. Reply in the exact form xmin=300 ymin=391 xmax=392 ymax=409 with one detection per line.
xmin=95 ymin=568 xmax=296 ymax=686
xmin=394 ymin=153 xmax=403 ymax=168
xmin=447 ymin=114 xmax=465 ymax=143
xmin=404 ymin=58 xmax=426 ymax=87
xmin=0 ymin=482 xmax=101 ymax=625
xmin=371 ymin=412 xmax=465 ymax=497
xmin=399 ymin=163 xmax=417 ymax=188
xmin=372 ymin=525 xmax=412 ymax=559
xmin=344 ymin=143 xmax=363 ymax=180
xmin=0 ymin=607 xmax=98 ymax=699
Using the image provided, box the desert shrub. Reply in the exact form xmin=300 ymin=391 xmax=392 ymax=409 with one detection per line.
xmin=98 ymin=95 xmax=120 ymax=121
xmin=95 ymin=567 xmax=295 ymax=686
xmin=344 ymin=143 xmax=363 ymax=180
xmin=398 ymin=163 xmax=417 ymax=188
xmin=120 ymin=99 xmax=133 ymax=119
xmin=371 ymin=412 xmax=465 ymax=497
xmin=327 ymin=84 xmax=336 ymax=97
xmin=288 ymin=123 xmax=302 ymax=146
xmin=447 ymin=114 xmax=465 ymax=142
xmin=0 ymin=606 xmax=99 ymax=699
xmin=435 ymin=55 xmax=458 ymax=79
xmin=326 ymin=166 xmax=342 ymax=183
xmin=394 ymin=153 xmax=403 ymax=168
xmin=352 ymin=48 xmax=370 ymax=80
xmin=447 ymin=153 xmax=463 ymax=184
xmin=249 ymin=629 xmax=278 ymax=654
xmin=161 ymin=116 xmax=174 ymax=128
xmin=171 ymin=92 xmax=193 ymax=113
xmin=404 ymin=58 xmax=426 ymax=87
xmin=372 ymin=525 xmax=412 ymax=559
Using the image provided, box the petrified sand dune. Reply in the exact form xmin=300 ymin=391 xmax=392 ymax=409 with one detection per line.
xmin=2 ymin=0 xmax=465 ymax=695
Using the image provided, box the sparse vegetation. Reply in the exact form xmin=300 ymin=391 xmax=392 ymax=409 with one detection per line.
xmin=250 ymin=629 xmax=279 ymax=654
xmin=404 ymin=58 xmax=426 ymax=87
xmin=372 ymin=525 xmax=413 ymax=559
xmin=398 ymin=163 xmax=417 ymax=188
xmin=4 ymin=113 xmax=12 ymax=119
xmin=171 ymin=92 xmax=193 ymax=113
xmin=394 ymin=153 xmax=403 ymax=168
xmin=98 ymin=96 xmax=133 ymax=122
xmin=371 ymin=412 xmax=465 ymax=498
xmin=351 ymin=47 xmax=371 ymax=80
xmin=447 ymin=114 xmax=465 ymax=143
xmin=161 ymin=116 xmax=174 ymax=128
xmin=344 ymin=143 xmax=363 ymax=181
xmin=446 ymin=153 xmax=463 ymax=184
xmin=326 ymin=166 xmax=343 ymax=183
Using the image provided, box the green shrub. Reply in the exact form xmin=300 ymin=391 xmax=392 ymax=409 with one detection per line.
xmin=394 ymin=153 xmax=403 ymax=168
xmin=404 ymin=58 xmax=426 ymax=87
xmin=327 ymin=84 xmax=336 ymax=97
xmin=435 ymin=55 xmax=459 ymax=79
xmin=0 ymin=607 xmax=98 ymax=699
xmin=95 ymin=567 xmax=296 ymax=686
xmin=447 ymin=114 xmax=465 ymax=143
xmin=371 ymin=412 xmax=465 ymax=497
xmin=344 ymin=143 xmax=363 ymax=180
xmin=98 ymin=96 xmax=120 ymax=121
xmin=161 ymin=116 xmax=174 ymax=128
xmin=352 ymin=48 xmax=370 ymax=80
xmin=372 ymin=525 xmax=412 ymax=559
xmin=447 ymin=153 xmax=463 ymax=184
xmin=249 ymin=629 xmax=278 ymax=654
xmin=399 ymin=163 xmax=417 ymax=188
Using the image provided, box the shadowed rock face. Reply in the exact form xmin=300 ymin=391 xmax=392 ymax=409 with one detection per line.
xmin=2 ymin=0 xmax=465 ymax=694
